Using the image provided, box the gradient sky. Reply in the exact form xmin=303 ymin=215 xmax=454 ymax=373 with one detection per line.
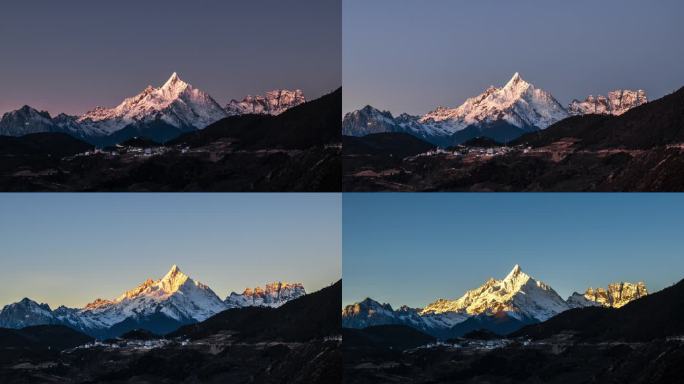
xmin=343 ymin=0 xmax=684 ymax=116
xmin=0 ymin=194 xmax=341 ymax=309
xmin=343 ymin=194 xmax=684 ymax=308
xmin=0 ymin=0 xmax=341 ymax=116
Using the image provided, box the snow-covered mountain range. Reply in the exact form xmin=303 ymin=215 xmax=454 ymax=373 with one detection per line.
xmin=225 ymin=282 xmax=306 ymax=308
xmin=342 ymin=73 xmax=647 ymax=146
xmin=0 ymin=73 xmax=305 ymax=145
xmin=0 ymin=265 xmax=306 ymax=339
xmin=342 ymin=265 xmax=647 ymax=338
xmin=567 ymin=282 xmax=648 ymax=309
xmin=567 ymin=90 xmax=647 ymax=116
xmin=225 ymin=89 xmax=305 ymax=116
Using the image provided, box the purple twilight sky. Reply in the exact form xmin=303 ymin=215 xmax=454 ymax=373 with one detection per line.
xmin=0 ymin=0 xmax=341 ymax=116
xmin=343 ymin=0 xmax=684 ymax=116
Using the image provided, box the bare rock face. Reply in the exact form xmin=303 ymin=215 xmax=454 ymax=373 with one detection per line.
xmin=0 ymin=298 xmax=58 ymax=328
xmin=341 ymin=298 xmax=401 ymax=329
xmin=225 ymin=89 xmax=305 ymax=116
xmin=0 ymin=106 xmax=57 ymax=136
xmin=342 ymin=105 xmax=403 ymax=136
xmin=568 ymin=90 xmax=647 ymax=116
xmin=568 ymin=281 xmax=648 ymax=308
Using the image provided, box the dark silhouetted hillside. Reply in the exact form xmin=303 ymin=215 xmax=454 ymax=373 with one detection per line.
xmin=0 ymin=132 xmax=92 ymax=157
xmin=461 ymin=136 xmax=504 ymax=148
xmin=516 ymin=86 xmax=684 ymax=149
xmin=0 ymin=325 xmax=93 ymax=350
xmin=343 ymin=132 xmax=434 ymax=158
xmin=171 ymin=280 xmax=341 ymax=342
xmin=343 ymin=325 xmax=435 ymax=351
xmin=171 ymin=88 xmax=341 ymax=150
xmin=512 ymin=278 xmax=684 ymax=341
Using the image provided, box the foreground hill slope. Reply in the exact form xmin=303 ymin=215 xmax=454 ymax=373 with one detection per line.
xmin=513 ymin=278 xmax=684 ymax=341
xmin=0 ymin=132 xmax=93 ymax=157
xmin=171 ymin=88 xmax=341 ymax=150
xmin=0 ymin=325 xmax=92 ymax=350
xmin=343 ymin=132 xmax=434 ymax=158
xmin=171 ymin=280 xmax=341 ymax=342
xmin=343 ymin=325 xmax=435 ymax=351
xmin=517 ymin=86 xmax=684 ymax=149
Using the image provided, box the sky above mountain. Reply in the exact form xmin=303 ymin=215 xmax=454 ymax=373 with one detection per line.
xmin=0 ymin=0 xmax=341 ymax=116
xmin=343 ymin=194 xmax=684 ymax=308
xmin=343 ymin=0 xmax=684 ymax=115
xmin=0 ymin=194 xmax=341 ymax=309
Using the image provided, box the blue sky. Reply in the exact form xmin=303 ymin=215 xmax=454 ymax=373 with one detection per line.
xmin=0 ymin=194 xmax=341 ymax=308
xmin=343 ymin=0 xmax=684 ymax=115
xmin=343 ymin=194 xmax=684 ymax=308
xmin=0 ymin=0 xmax=341 ymax=115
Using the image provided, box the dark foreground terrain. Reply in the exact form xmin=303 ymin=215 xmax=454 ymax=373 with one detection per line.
xmin=0 ymin=89 xmax=341 ymax=192
xmin=344 ymin=333 xmax=684 ymax=384
xmin=344 ymin=278 xmax=684 ymax=383
xmin=0 ymin=282 xmax=342 ymax=384
xmin=344 ymin=86 xmax=684 ymax=191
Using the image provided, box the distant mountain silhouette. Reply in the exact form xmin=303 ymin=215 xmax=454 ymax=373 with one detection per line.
xmin=512 ymin=278 xmax=684 ymax=341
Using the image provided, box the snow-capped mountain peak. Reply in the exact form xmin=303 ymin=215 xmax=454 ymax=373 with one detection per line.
xmin=159 ymin=264 xmax=190 ymax=293
xmin=504 ymin=263 xmax=523 ymax=279
xmin=162 ymin=72 xmax=185 ymax=89
xmin=503 ymin=72 xmax=527 ymax=90
xmin=501 ymin=263 xmax=532 ymax=289
xmin=420 ymin=264 xmax=569 ymax=321
xmin=79 ymin=265 xmax=227 ymax=328
xmin=419 ymin=72 xmax=567 ymax=129
xmin=77 ymin=72 xmax=228 ymax=134
xmin=343 ymin=72 xmax=576 ymax=145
